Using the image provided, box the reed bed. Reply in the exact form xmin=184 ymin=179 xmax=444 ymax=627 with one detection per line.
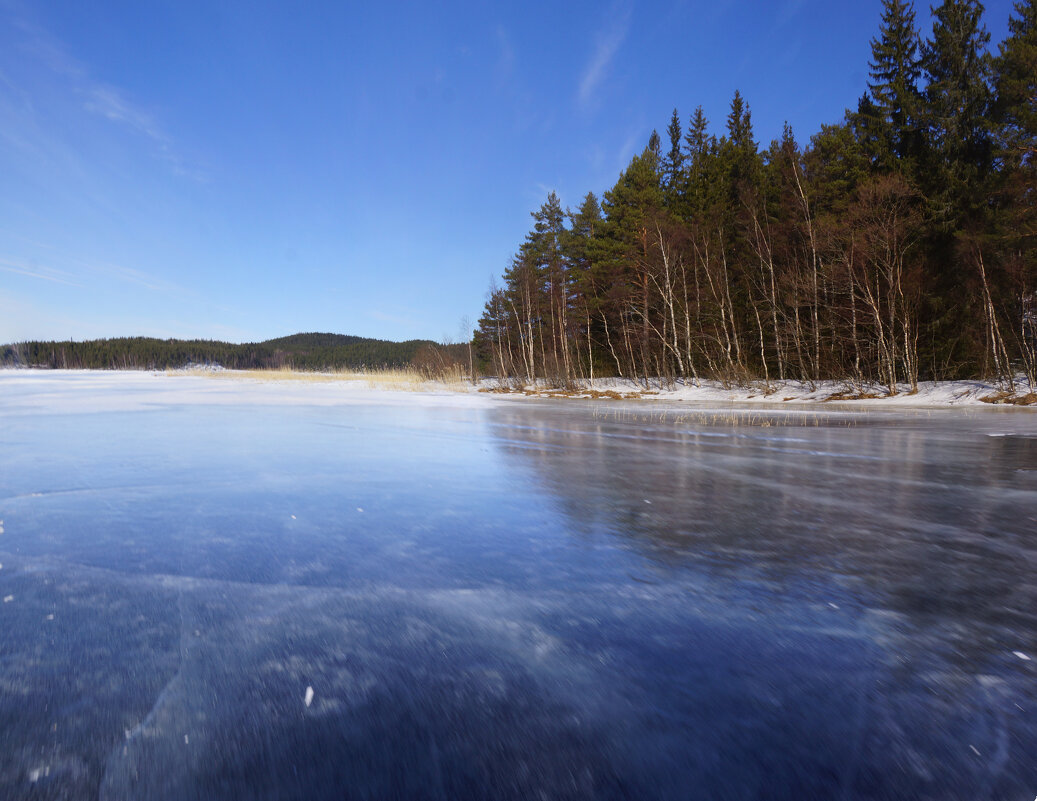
xmin=174 ymin=365 xmax=472 ymax=392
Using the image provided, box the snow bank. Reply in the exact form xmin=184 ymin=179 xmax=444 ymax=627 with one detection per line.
xmin=476 ymin=376 xmax=1036 ymax=409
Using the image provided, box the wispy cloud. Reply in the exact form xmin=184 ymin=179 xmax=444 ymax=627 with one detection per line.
xmin=0 ymin=256 xmax=80 ymax=286
xmin=81 ymin=80 xmax=208 ymax=182
xmin=0 ymin=239 xmax=194 ymax=298
xmin=369 ymin=309 xmax=419 ymax=328
xmin=84 ymin=259 xmax=186 ymax=295
xmin=7 ymin=5 xmax=205 ymax=181
xmin=494 ymin=25 xmax=515 ymax=86
xmin=578 ymin=5 xmax=632 ymax=108
xmin=616 ymin=127 xmax=642 ymax=171
xmin=83 ymin=84 xmax=164 ymax=142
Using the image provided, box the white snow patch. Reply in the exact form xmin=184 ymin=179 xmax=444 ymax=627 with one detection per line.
xmin=2 ymin=595 xmax=12 ymax=603
xmin=1013 ymin=651 xmax=1031 ymax=661
xmin=479 ymin=376 xmax=1036 ymax=409
xmin=45 ymin=613 xmax=54 ymax=621
xmin=304 ymin=686 xmax=314 ymax=708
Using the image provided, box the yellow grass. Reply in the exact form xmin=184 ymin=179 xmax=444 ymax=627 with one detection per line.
xmin=980 ymin=390 xmax=1037 ymax=406
xmin=171 ymin=365 xmax=472 ymax=392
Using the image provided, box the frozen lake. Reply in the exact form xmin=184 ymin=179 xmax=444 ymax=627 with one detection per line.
xmin=1 ymin=371 xmax=1035 ymax=800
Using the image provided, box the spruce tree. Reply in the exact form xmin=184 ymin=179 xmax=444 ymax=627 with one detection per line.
xmin=850 ymin=93 xmax=888 ymax=168
xmin=722 ymin=90 xmax=761 ymax=203
xmin=663 ymin=109 xmax=685 ymax=200
xmin=684 ymin=106 xmax=718 ymax=218
xmin=992 ymin=0 xmax=1037 ymax=339
xmin=685 ymin=106 xmax=710 ymax=162
xmin=868 ymin=0 xmax=923 ymax=167
xmin=921 ymin=0 xmax=994 ymax=223
xmin=993 ymin=0 xmax=1037 ymax=168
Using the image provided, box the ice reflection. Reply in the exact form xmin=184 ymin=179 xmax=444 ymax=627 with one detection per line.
xmin=488 ymin=401 xmax=1037 ymax=651
xmin=0 ymin=374 xmax=1035 ymax=800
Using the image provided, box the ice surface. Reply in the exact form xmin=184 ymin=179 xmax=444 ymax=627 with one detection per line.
xmin=1 ymin=371 xmax=1035 ymax=800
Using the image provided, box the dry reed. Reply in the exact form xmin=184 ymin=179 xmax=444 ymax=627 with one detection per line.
xmin=173 ymin=365 xmax=472 ymax=392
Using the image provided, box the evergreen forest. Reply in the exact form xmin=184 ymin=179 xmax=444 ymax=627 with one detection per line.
xmin=474 ymin=0 xmax=1037 ymax=392
xmin=0 ymin=333 xmax=462 ymax=372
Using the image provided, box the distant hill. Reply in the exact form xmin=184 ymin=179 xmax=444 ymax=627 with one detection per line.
xmin=0 ymin=332 xmax=466 ymax=371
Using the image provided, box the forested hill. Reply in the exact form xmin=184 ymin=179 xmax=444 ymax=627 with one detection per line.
xmin=0 ymin=333 xmax=444 ymax=371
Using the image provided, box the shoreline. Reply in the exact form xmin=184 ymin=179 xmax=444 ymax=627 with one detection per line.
xmin=478 ymin=376 xmax=1037 ymax=409
xmin=2 ymin=367 xmax=1036 ymax=411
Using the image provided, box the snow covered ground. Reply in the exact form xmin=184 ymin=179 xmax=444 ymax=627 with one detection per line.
xmin=480 ymin=375 xmax=1037 ymax=407
xmin=1 ymin=368 xmax=1034 ymax=413
xmin=0 ymin=368 xmax=489 ymax=415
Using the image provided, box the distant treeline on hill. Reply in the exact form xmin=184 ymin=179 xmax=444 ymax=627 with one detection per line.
xmin=0 ymin=333 xmax=467 ymax=372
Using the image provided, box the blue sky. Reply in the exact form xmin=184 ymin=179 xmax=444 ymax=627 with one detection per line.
xmin=0 ymin=0 xmax=1019 ymax=344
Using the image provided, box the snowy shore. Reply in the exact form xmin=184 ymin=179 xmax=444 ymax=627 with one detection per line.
xmin=1 ymin=368 xmax=1034 ymax=412
xmin=480 ymin=376 xmax=1037 ymax=408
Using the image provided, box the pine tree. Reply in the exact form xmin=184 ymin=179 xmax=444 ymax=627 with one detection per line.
xmin=601 ymin=149 xmax=666 ymax=375
xmin=647 ymin=129 xmax=662 ymax=172
xmin=563 ymin=193 xmax=608 ymax=377
xmin=868 ymin=0 xmax=923 ymax=167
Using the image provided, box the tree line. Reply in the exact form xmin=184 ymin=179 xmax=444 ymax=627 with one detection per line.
xmin=474 ymin=0 xmax=1036 ymax=392
xmin=0 ymin=333 xmax=460 ymax=372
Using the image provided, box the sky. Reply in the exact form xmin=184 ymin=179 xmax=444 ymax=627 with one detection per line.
xmin=0 ymin=0 xmax=1020 ymax=344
